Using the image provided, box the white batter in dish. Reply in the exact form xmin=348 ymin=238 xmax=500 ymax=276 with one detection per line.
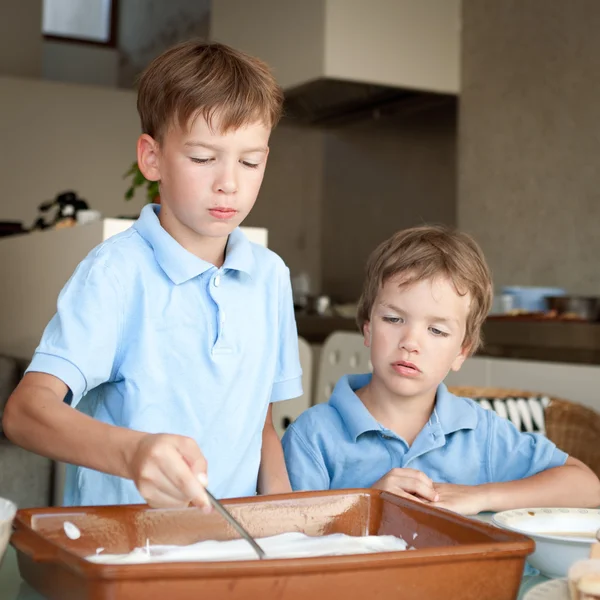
xmin=86 ymin=532 xmax=409 ymax=564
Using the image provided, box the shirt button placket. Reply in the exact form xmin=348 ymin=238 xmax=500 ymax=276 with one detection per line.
xmin=211 ymin=270 xmax=229 ymax=354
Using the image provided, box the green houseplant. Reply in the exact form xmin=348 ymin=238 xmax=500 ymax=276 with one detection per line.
xmin=124 ymin=161 xmax=160 ymax=203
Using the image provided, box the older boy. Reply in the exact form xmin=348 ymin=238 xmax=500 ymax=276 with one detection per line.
xmin=283 ymin=226 xmax=600 ymax=514
xmin=4 ymin=41 xmax=301 ymax=508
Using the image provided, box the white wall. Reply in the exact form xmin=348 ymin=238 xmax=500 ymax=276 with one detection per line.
xmin=0 ymin=0 xmax=43 ymax=78
xmin=211 ymin=0 xmax=325 ymax=90
xmin=211 ymin=0 xmax=459 ymax=93
xmin=324 ymin=0 xmax=460 ymax=93
xmin=0 ymin=76 xmax=145 ymax=226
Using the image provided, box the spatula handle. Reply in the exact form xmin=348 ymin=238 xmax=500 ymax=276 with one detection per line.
xmin=205 ymin=490 xmax=266 ymax=560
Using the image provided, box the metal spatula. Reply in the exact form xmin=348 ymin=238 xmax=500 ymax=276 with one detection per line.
xmin=205 ymin=489 xmax=266 ymax=560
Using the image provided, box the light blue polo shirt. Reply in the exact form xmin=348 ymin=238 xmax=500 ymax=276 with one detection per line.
xmin=27 ymin=204 xmax=302 ymax=506
xmin=282 ymin=373 xmax=567 ymax=491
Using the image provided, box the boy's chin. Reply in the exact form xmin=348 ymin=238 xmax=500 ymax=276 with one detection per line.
xmin=187 ymin=219 xmax=240 ymax=238
xmin=377 ymin=375 xmax=436 ymax=399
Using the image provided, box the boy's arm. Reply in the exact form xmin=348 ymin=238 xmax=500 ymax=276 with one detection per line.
xmin=434 ymin=457 xmax=600 ymax=515
xmin=4 ymin=372 xmax=138 ymax=479
xmin=4 ymin=372 xmax=210 ymax=509
xmin=4 ymin=257 xmax=210 ymax=509
xmin=433 ymin=409 xmax=600 ymax=515
xmin=281 ymin=421 xmax=331 ymax=491
xmin=257 ymin=263 xmax=303 ymax=495
xmin=257 ymin=404 xmax=292 ymax=495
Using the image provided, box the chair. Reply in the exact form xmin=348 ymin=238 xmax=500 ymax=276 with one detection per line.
xmin=272 ymin=337 xmax=313 ymax=438
xmin=448 ymin=386 xmax=600 ymax=478
xmin=314 ymin=332 xmax=371 ymax=405
xmin=447 ymin=386 xmax=550 ymax=433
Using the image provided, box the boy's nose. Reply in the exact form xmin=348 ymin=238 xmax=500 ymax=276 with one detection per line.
xmin=214 ymin=178 xmax=238 ymax=194
xmin=399 ymin=330 xmax=420 ymax=353
xmin=214 ymin=166 xmax=238 ymax=194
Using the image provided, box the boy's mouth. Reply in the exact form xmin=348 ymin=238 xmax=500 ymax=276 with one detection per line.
xmin=391 ymin=361 xmax=421 ymax=376
xmin=209 ymin=207 xmax=238 ymax=220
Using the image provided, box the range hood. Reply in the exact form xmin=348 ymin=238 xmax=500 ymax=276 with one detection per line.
xmin=211 ymin=0 xmax=460 ymax=126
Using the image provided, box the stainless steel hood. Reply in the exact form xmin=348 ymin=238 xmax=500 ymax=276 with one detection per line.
xmin=283 ymin=78 xmax=456 ymax=126
xmin=212 ymin=0 xmax=460 ymax=126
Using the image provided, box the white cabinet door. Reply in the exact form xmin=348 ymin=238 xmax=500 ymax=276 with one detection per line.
xmin=488 ymin=358 xmax=600 ymax=412
xmin=444 ymin=356 xmax=600 ymax=413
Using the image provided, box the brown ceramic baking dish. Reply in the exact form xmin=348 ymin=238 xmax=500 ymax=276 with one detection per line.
xmin=11 ymin=489 xmax=534 ymax=600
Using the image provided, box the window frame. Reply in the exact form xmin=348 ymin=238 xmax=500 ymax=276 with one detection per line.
xmin=42 ymin=0 xmax=119 ymax=48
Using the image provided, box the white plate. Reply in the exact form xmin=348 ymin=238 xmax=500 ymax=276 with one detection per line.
xmin=523 ymin=578 xmax=568 ymax=600
xmin=493 ymin=507 xmax=600 ymax=542
xmin=493 ymin=507 xmax=600 ymax=578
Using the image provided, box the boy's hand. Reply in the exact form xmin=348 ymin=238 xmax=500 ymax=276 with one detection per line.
xmin=371 ymin=468 xmax=439 ymax=503
xmin=431 ymin=483 xmax=487 ymax=515
xmin=127 ymin=433 xmax=210 ymax=510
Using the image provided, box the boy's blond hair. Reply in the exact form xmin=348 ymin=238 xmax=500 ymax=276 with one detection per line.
xmin=357 ymin=225 xmax=493 ymax=355
xmin=137 ymin=40 xmax=284 ymax=142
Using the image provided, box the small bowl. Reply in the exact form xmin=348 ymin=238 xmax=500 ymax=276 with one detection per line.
xmin=0 ymin=497 xmax=17 ymax=566
xmin=493 ymin=507 xmax=600 ymax=578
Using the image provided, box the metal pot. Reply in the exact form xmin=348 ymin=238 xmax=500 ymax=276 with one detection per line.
xmin=545 ymin=295 xmax=600 ymax=321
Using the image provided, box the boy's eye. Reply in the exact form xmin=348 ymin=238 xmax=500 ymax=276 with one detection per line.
xmin=241 ymin=161 xmax=260 ymax=169
xmin=190 ymin=157 xmax=213 ymax=164
xmin=430 ymin=327 xmax=450 ymax=337
xmin=382 ymin=316 xmax=402 ymax=324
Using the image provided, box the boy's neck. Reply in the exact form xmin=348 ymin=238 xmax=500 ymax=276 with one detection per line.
xmin=356 ymin=377 xmax=438 ymax=446
xmin=158 ymin=206 xmax=228 ymax=267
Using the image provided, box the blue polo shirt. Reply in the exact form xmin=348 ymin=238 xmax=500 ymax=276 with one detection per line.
xmin=282 ymin=374 xmax=567 ymax=491
xmin=27 ymin=204 xmax=302 ymax=506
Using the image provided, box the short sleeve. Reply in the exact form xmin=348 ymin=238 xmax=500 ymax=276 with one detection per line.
xmin=488 ymin=410 xmax=568 ymax=482
xmin=282 ymin=423 xmax=330 ymax=491
xmin=270 ymin=266 xmax=302 ymax=402
xmin=26 ymin=256 xmax=123 ymax=406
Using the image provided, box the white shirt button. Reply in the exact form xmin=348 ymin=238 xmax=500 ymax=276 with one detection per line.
xmin=214 ymin=274 xmax=221 ymax=287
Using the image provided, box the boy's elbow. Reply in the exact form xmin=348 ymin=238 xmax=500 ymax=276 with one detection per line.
xmin=588 ymin=472 xmax=600 ymax=507
xmin=2 ymin=392 xmax=22 ymax=443
xmin=571 ymin=459 xmax=600 ymax=507
xmin=2 ymin=385 xmax=35 ymax=445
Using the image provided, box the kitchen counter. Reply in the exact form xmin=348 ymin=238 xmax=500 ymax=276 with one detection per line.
xmin=296 ymin=314 xmax=600 ymax=365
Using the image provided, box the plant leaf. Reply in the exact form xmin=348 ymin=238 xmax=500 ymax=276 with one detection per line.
xmin=123 ymin=161 xmax=139 ymax=178
xmin=133 ymin=170 xmax=146 ymax=187
xmin=147 ymin=181 xmax=160 ymax=203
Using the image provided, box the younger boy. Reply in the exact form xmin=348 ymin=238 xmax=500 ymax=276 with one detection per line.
xmin=282 ymin=226 xmax=600 ymax=514
xmin=3 ymin=41 xmax=302 ymax=508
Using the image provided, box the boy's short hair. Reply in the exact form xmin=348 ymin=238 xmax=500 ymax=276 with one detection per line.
xmin=356 ymin=225 xmax=493 ymax=354
xmin=137 ymin=40 xmax=284 ymax=142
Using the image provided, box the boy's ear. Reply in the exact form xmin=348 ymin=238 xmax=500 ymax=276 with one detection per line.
xmin=363 ymin=321 xmax=372 ymax=348
xmin=450 ymin=343 xmax=470 ymax=372
xmin=137 ymin=134 xmax=161 ymax=182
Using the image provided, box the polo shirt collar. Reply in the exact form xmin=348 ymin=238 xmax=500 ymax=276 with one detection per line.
xmin=133 ymin=204 xmax=255 ymax=284
xmin=329 ymin=374 xmax=384 ymax=441
xmin=329 ymin=375 xmax=478 ymax=442
xmin=433 ymin=382 xmax=479 ymax=434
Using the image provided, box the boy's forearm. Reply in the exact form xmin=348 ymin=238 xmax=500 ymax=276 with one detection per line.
xmin=3 ymin=375 xmax=142 ymax=480
xmin=257 ymin=420 xmax=292 ymax=495
xmin=480 ymin=461 xmax=600 ymax=512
